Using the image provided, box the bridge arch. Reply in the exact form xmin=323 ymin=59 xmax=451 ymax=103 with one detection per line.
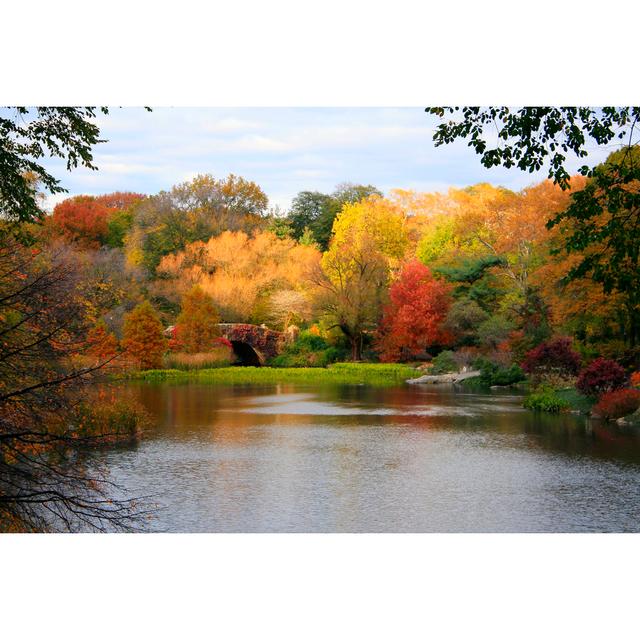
xmin=217 ymin=323 xmax=285 ymax=366
xmin=230 ymin=340 xmax=263 ymax=366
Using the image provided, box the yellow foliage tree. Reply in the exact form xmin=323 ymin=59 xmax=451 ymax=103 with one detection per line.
xmin=312 ymin=196 xmax=409 ymax=360
xmin=330 ymin=196 xmax=408 ymax=262
xmin=157 ymin=231 xmax=320 ymax=323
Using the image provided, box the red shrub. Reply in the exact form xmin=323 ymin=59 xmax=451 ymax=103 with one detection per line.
xmin=630 ymin=371 xmax=640 ymax=387
xmin=593 ymin=389 xmax=640 ymax=420
xmin=215 ymin=336 xmax=233 ymax=349
xmin=521 ymin=337 xmax=581 ymax=377
xmin=576 ymin=358 xmax=628 ymax=397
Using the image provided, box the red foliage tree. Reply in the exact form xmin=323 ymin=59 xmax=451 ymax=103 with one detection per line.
xmin=52 ymin=192 xmax=144 ymax=248
xmin=521 ymin=337 xmax=581 ymax=377
xmin=376 ymin=260 xmax=453 ymax=362
xmin=576 ymin=358 xmax=628 ymax=397
xmin=52 ymin=196 xmax=111 ymax=247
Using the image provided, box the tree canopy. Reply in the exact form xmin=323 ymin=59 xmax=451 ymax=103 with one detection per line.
xmin=427 ymin=107 xmax=640 ymax=188
xmin=0 ymin=107 xmax=110 ymax=223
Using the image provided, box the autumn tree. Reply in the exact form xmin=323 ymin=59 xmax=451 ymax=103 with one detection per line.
xmin=52 ymin=191 xmax=145 ymax=248
xmin=85 ymin=320 xmax=119 ymax=364
xmin=99 ymin=192 xmax=146 ymax=248
xmin=287 ymin=183 xmax=382 ymax=250
xmin=312 ymin=196 xmax=408 ymax=360
xmin=547 ymin=148 xmax=640 ymax=349
xmin=267 ymin=289 xmax=312 ymax=330
xmin=0 ymin=231 xmax=141 ymax=531
xmin=122 ymin=301 xmax=166 ymax=369
xmin=331 ymin=196 xmax=408 ymax=261
xmin=157 ymin=230 xmax=320 ymax=323
xmin=427 ymin=106 xmax=640 ymax=355
xmin=173 ymin=286 xmax=220 ymax=353
xmin=376 ymin=260 xmax=453 ymax=362
xmin=52 ymin=195 xmax=111 ymax=247
xmin=125 ymin=174 xmax=268 ymax=273
xmin=313 ymin=234 xmax=389 ymax=361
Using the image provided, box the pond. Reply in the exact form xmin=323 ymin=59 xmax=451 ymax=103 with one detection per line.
xmin=97 ymin=382 xmax=640 ymax=532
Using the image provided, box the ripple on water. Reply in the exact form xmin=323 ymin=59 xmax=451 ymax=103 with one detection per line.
xmin=94 ymin=383 xmax=640 ymax=532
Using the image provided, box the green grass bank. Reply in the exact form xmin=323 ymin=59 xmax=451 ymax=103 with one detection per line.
xmin=125 ymin=362 xmax=421 ymax=386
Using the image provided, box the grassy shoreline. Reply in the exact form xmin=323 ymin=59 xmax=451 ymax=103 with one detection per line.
xmin=123 ymin=362 xmax=421 ymax=386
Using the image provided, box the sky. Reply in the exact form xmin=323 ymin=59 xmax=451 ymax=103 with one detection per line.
xmin=38 ymin=107 xmax=614 ymax=212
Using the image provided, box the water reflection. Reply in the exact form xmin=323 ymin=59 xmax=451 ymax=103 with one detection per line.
xmin=99 ymin=382 xmax=640 ymax=532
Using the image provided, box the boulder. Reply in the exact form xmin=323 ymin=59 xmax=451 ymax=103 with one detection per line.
xmin=616 ymin=407 xmax=640 ymax=428
xmin=407 ymin=370 xmax=481 ymax=385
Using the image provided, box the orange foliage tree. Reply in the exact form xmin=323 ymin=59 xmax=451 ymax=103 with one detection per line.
xmin=85 ymin=320 xmax=119 ymax=364
xmin=172 ymin=286 xmax=220 ymax=353
xmin=121 ymin=301 xmax=166 ymax=369
xmin=375 ymin=260 xmax=453 ymax=362
xmin=52 ymin=196 xmax=111 ymax=247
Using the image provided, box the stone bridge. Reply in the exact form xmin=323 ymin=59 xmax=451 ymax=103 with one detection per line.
xmin=164 ymin=322 xmax=290 ymax=365
xmin=217 ymin=323 xmax=285 ymax=366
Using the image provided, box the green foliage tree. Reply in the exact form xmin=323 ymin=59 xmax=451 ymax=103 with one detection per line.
xmin=289 ymin=191 xmax=333 ymax=240
xmin=106 ymin=207 xmax=135 ymax=248
xmin=444 ymin=298 xmax=488 ymax=345
xmin=427 ymin=107 xmax=640 ymax=187
xmin=288 ymin=183 xmax=382 ymax=250
xmin=265 ymin=208 xmax=293 ymax=239
xmin=0 ymin=107 xmax=111 ymax=224
xmin=477 ymin=316 xmax=514 ymax=350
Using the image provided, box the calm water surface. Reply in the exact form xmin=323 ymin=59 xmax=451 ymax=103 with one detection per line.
xmin=98 ymin=383 xmax=640 ymax=532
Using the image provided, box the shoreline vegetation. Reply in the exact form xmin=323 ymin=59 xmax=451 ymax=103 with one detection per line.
xmin=123 ymin=362 xmax=422 ymax=386
xmin=121 ymin=361 xmax=640 ymax=427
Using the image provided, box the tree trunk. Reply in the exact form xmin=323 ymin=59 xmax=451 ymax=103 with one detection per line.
xmin=350 ymin=335 xmax=362 ymax=361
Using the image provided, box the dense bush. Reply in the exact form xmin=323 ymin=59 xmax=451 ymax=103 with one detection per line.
xmin=521 ymin=337 xmax=581 ymax=377
xmin=270 ymin=331 xmax=347 ymax=368
xmin=523 ymin=390 xmax=570 ymax=413
xmin=593 ymin=388 xmax=640 ymax=420
xmin=576 ymin=358 xmax=628 ymax=397
xmin=429 ymin=350 xmax=458 ymax=374
xmin=476 ymin=358 xmax=526 ymax=387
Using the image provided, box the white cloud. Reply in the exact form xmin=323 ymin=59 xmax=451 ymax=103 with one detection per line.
xmin=35 ymin=107 xmax=613 ymax=211
xmin=42 ymin=192 xmax=78 ymax=213
xmin=202 ymin=117 xmax=263 ymax=133
xmin=98 ymin=162 xmax=165 ymax=175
